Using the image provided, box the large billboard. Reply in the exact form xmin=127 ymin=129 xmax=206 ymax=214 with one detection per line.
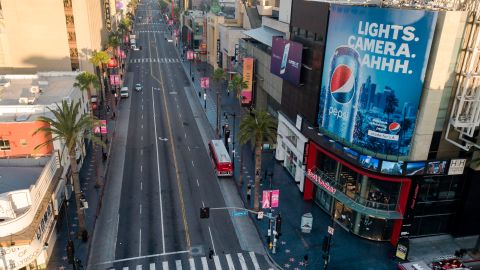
xmin=270 ymin=37 xmax=303 ymax=86
xmin=318 ymin=5 xmax=437 ymax=157
xmin=241 ymin=57 xmax=254 ymax=105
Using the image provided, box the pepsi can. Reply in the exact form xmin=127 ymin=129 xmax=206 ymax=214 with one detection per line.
xmin=322 ymin=46 xmax=360 ymax=142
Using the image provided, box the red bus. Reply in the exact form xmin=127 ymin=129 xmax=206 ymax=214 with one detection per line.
xmin=208 ymin=140 xmax=233 ymax=177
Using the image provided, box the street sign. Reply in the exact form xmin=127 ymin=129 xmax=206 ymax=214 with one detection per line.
xmin=233 ymin=210 xmax=247 ymax=217
xmin=262 ymin=190 xmax=280 ymax=209
xmin=328 ymin=226 xmax=334 ymax=235
xmin=257 ymin=211 xmax=264 ymax=219
xmin=187 ymin=50 xmax=194 ymax=60
xmin=271 ymin=190 xmax=279 ymax=208
xmin=262 ymin=191 xmax=271 ymax=209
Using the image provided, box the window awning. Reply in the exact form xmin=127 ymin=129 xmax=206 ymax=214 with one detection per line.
xmin=243 ymin=26 xmax=284 ymax=47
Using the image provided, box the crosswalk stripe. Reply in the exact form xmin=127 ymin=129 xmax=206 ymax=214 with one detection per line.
xmin=225 ymin=254 xmax=234 ymax=270
xmin=175 ymin=260 xmax=182 ymax=270
xmin=123 ymin=267 xmax=128 ymax=270
xmin=150 ymin=263 xmax=156 ymax=270
xmin=162 ymin=261 xmax=168 ymax=270
xmin=189 ymin=258 xmax=196 ymax=270
xmin=249 ymin=252 xmax=260 ymax=270
xmin=136 ymin=265 xmax=142 ymax=270
xmin=201 ymin=257 xmax=209 ymax=270
xmin=237 ymin=253 xmax=248 ymax=270
xmin=157 ymin=58 xmax=160 ymax=62
xmin=213 ymin=255 xmax=222 ymax=270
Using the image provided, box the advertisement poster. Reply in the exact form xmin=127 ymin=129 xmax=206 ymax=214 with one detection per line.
xmin=241 ymin=57 xmax=254 ymax=105
xmin=200 ymin=77 xmax=209 ymax=89
xmin=270 ymin=37 xmax=303 ymax=85
xmin=318 ymin=5 xmax=437 ymax=157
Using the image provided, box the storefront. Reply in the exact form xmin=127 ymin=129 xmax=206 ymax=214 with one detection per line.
xmin=275 ymin=113 xmax=308 ymax=191
xmin=303 ymin=141 xmax=411 ymax=245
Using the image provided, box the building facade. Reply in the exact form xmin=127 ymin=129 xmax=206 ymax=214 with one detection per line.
xmin=0 ymin=0 xmax=108 ymax=74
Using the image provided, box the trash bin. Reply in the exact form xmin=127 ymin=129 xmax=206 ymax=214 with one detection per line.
xmin=301 ymin=212 xmax=313 ymax=233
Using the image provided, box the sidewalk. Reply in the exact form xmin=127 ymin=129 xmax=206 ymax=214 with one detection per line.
xmin=178 ymin=45 xmax=403 ymax=269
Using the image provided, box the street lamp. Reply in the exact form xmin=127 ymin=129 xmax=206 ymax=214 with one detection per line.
xmin=224 ymin=112 xmax=237 ymax=167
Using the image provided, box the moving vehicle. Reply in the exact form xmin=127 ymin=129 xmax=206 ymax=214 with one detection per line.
xmin=120 ymin=87 xmax=129 ymax=98
xmin=208 ymin=140 xmax=233 ymax=177
xmin=135 ymin=83 xmax=142 ymax=91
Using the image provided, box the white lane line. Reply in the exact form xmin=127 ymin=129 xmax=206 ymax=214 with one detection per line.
xmin=162 ymin=261 xmax=168 ymax=270
xmin=141 ymin=149 xmax=143 ymax=155
xmin=141 ymin=124 xmax=144 ymax=129
xmin=201 ymin=257 xmax=209 ymax=270
xmin=225 ymin=254 xmax=234 ymax=270
xmin=188 ymin=146 xmax=191 ymax=151
xmin=213 ymin=255 xmax=222 ymax=270
xmin=141 ymin=182 xmax=143 ymax=191
xmin=184 ymin=132 xmax=187 ymax=139
xmin=139 ymin=229 xmax=142 ymax=256
xmin=202 ymin=201 xmax=205 ymax=207
xmin=249 ymin=252 xmax=260 ymax=270
xmin=208 ymin=226 xmax=216 ymax=255
xmin=142 ymin=114 xmax=144 ymax=119
xmin=189 ymin=258 xmax=196 ymax=270
xmin=175 ymin=260 xmax=182 ymax=270
xmin=141 ymin=136 xmax=143 ymax=141
xmin=150 ymin=263 xmax=156 ymax=270
xmin=142 ymin=105 xmax=144 ymax=110
xmin=196 ymin=178 xmax=199 ymax=187
xmin=140 ymin=204 xmax=142 ymax=214
xmin=191 ymin=160 xmax=195 ymax=167
xmin=123 ymin=267 xmax=128 ymax=270
xmin=237 ymin=253 xmax=248 ymax=270
xmin=141 ymin=165 xmax=143 ymax=173
xmin=152 ymin=86 xmax=166 ymax=253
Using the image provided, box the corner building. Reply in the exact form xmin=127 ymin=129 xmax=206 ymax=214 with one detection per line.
xmin=272 ymin=0 xmax=480 ymax=247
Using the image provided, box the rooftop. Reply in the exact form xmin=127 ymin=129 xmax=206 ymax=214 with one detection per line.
xmin=0 ymin=71 xmax=80 ymax=121
xmin=0 ymin=157 xmax=49 ymax=195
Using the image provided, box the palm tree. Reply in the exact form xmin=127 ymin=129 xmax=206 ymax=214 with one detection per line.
xmin=33 ymin=100 xmax=103 ymax=240
xmin=238 ymin=110 xmax=277 ymax=211
xmin=118 ymin=18 xmax=132 ymax=35
xmin=74 ymin=72 xmax=99 ymax=114
xmin=228 ymin=74 xmax=248 ymax=101
xmin=89 ymin=50 xmax=110 ymax=104
xmin=212 ymin=68 xmax=226 ymax=136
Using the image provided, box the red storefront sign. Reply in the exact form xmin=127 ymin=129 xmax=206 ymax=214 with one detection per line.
xmin=306 ymin=169 xmax=337 ymax=194
xmin=262 ymin=190 xmax=280 ymax=209
xmin=109 ymin=74 xmax=121 ymax=86
xmin=100 ymin=120 xmax=107 ymax=134
xmin=187 ymin=50 xmax=194 ymax=60
xmin=107 ymin=58 xmax=118 ymax=68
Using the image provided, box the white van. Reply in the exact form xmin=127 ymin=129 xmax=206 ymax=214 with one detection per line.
xmin=120 ymin=87 xmax=129 ymax=98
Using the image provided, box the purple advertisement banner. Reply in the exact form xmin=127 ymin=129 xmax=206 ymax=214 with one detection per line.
xmin=270 ymin=37 xmax=303 ymax=85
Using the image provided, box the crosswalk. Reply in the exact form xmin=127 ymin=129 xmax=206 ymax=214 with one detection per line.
xmin=137 ymin=22 xmax=163 ymax=25
xmin=129 ymin=58 xmax=181 ymax=64
xmin=109 ymin=252 xmax=274 ymax=270
xmin=135 ymin=30 xmax=165 ymax=33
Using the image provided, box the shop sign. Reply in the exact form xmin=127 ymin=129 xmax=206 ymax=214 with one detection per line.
xmin=104 ymin=0 xmax=111 ymax=31
xmin=448 ymin=159 xmax=467 ymax=175
xmin=200 ymin=77 xmax=209 ymax=89
xmin=241 ymin=58 xmax=254 ymax=105
xmin=0 ymin=239 xmax=43 ymax=270
xmin=109 ymin=74 xmax=121 ymax=86
xmin=187 ymin=50 xmax=194 ymax=60
xmin=306 ymin=169 xmax=336 ymax=194
xmin=396 ymin=242 xmax=409 ymax=260
xmin=100 ymin=120 xmax=107 ymax=134
xmin=261 ymin=190 xmax=279 ymax=208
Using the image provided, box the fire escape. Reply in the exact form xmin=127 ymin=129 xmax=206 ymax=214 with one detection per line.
xmin=445 ymin=0 xmax=480 ymax=150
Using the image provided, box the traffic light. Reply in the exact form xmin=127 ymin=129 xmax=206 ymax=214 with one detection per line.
xmin=67 ymin=240 xmax=75 ymax=264
xmin=200 ymin=207 xmax=210 ymax=219
xmin=275 ymin=214 xmax=282 ymax=234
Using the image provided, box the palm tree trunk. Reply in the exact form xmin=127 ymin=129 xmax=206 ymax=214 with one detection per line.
xmin=253 ymin=140 xmax=262 ymax=211
xmin=69 ymin=150 xmax=87 ymax=238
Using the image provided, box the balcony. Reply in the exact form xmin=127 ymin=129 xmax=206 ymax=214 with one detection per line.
xmin=0 ymin=153 xmax=63 ymax=242
xmin=305 ymin=167 xmax=403 ymax=219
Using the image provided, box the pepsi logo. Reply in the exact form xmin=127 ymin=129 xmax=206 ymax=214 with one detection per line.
xmin=388 ymin=122 xmax=401 ymax=133
xmin=330 ymin=64 xmax=356 ymax=103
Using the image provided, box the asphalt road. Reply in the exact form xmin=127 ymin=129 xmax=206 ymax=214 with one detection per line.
xmin=104 ymin=1 xmax=272 ymax=269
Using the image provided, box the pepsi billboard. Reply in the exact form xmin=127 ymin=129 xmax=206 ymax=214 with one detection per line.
xmin=318 ymin=5 xmax=437 ymax=157
xmin=270 ymin=37 xmax=303 ymax=86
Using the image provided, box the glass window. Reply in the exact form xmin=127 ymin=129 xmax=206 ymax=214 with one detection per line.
xmin=0 ymin=139 xmax=10 ymax=150
xmin=316 ymin=154 xmax=337 ymax=179
xmin=338 ymin=165 xmax=362 ymax=199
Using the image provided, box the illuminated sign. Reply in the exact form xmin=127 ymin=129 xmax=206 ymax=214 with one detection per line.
xmin=306 ymin=169 xmax=336 ymax=194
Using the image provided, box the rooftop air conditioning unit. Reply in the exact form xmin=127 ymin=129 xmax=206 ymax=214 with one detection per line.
xmin=30 ymin=86 xmax=40 ymax=94
xmin=19 ymin=97 xmax=29 ymax=104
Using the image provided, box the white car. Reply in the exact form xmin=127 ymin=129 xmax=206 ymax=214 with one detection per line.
xmin=135 ymin=83 xmax=142 ymax=91
xmin=120 ymin=87 xmax=129 ymax=98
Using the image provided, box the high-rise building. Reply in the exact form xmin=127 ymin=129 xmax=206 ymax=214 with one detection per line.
xmin=0 ymin=0 xmax=108 ymax=74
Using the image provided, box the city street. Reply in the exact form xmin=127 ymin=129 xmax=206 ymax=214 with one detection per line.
xmin=87 ymin=1 xmax=272 ymax=269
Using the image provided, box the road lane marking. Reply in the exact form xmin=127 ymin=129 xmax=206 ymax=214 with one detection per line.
xmin=237 ymin=253 xmax=248 ymax=270
xmin=175 ymin=260 xmax=182 ymax=270
xmin=151 ymin=85 xmax=166 ymax=253
xmin=202 ymin=201 xmax=205 ymax=207
xmin=208 ymin=226 xmax=216 ymax=255
xmin=141 ymin=149 xmax=143 ymax=155
xmin=141 ymin=182 xmax=143 ymax=190
xmin=201 ymin=257 xmax=209 ymax=270
xmin=249 ymin=252 xmax=260 ymax=270
xmin=142 ymin=114 xmax=144 ymax=119
xmin=136 ymin=265 xmax=142 ymax=270
xmin=213 ymin=256 xmax=222 ymax=270
xmin=196 ymin=178 xmax=199 ymax=187
xmin=94 ymin=250 xmax=191 ymax=265
xmin=191 ymin=161 xmax=195 ymax=167
xmin=141 ymin=165 xmax=143 ymax=173
xmin=184 ymin=133 xmax=187 ymax=139
xmin=123 ymin=267 xmax=128 ymax=270
xmin=189 ymin=258 xmax=196 ymax=270
xmin=225 ymin=254 xmax=234 ymax=270
xmin=162 ymin=261 xmax=168 ymax=270
xmin=139 ymin=229 xmax=142 ymax=256
xmin=188 ymin=146 xmax=190 ymax=151
xmin=150 ymin=263 xmax=155 ymax=270
xmin=140 ymin=204 xmax=142 ymax=214
xmin=141 ymin=124 xmax=144 ymax=129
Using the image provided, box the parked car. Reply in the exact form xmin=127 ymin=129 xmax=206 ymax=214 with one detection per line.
xmin=120 ymin=87 xmax=129 ymax=98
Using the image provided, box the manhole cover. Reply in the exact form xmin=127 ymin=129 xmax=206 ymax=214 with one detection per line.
xmin=190 ymin=245 xmax=204 ymax=256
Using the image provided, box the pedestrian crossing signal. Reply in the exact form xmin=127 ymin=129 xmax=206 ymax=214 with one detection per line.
xmin=200 ymin=207 xmax=210 ymax=219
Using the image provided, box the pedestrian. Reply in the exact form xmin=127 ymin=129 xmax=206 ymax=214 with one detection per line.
xmin=247 ymin=184 xmax=252 ymax=201
xmin=208 ymin=248 xmax=214 ymax=259
xmin=198 ymin=91 xmax=201 ymax=98
xmin=106 ymin=105 xmax=111 ymax=113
